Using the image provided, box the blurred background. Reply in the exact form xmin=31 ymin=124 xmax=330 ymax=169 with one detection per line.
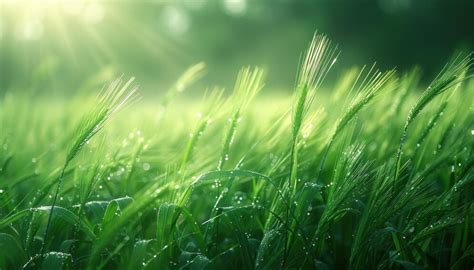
xmin=1 ymin=0 xmax=474 ymax=96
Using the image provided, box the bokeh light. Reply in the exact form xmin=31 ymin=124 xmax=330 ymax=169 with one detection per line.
xmin=223 ymin=0 xmax=247 ymax=16
xmin=161 ymin=5 xmax=190 ymax=36
xmin=82 ymin=2 xmax=105 ymax=24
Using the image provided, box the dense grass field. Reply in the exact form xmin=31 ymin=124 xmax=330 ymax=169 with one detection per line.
xmin=1 ymin=33 xmax=473 ymax=269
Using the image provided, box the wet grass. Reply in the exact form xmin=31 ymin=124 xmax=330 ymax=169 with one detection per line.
xmin=0 ymin=33 xmax=473 ymax=269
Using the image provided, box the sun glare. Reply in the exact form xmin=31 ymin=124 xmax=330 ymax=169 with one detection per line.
xmin=2 ymin=0 xmax=104 ymax=24
xmin=1 ymin=0 xmax=107 ymax=43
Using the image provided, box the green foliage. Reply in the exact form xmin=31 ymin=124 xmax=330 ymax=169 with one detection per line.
xmin=0 ymin=32 xmax=473 ymax=270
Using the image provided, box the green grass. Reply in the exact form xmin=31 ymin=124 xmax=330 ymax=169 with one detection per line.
xmin=1 ymin=32 xmax=473 ymax=269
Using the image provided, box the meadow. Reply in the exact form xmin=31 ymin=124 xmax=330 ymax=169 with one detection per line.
xmin=0 ymin=33 xmax=473 ymax=269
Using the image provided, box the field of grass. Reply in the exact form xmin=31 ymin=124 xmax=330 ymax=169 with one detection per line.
xmin=1 ymin=33 xmax=473 ymax=269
